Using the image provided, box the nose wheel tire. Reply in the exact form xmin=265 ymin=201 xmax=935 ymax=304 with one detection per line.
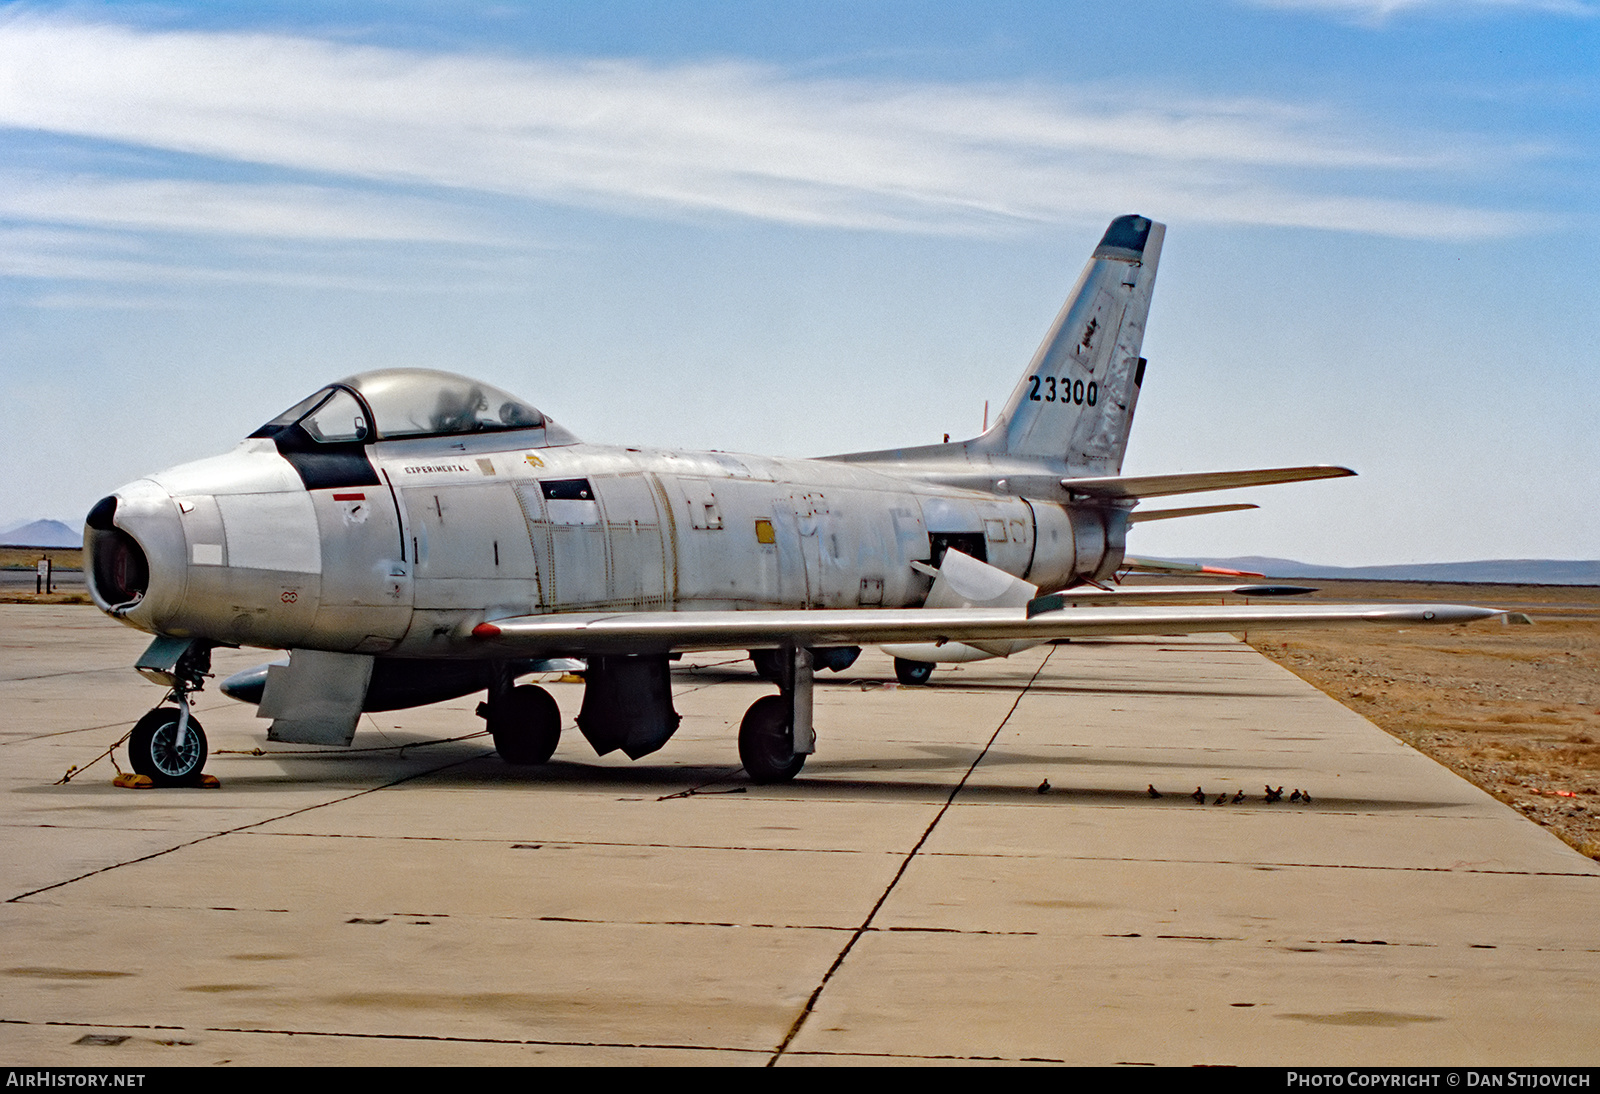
xmin=738 ymin=695 xmax=806 ymax=784
xmin=488 ymin=684 xmax=562 ymax=765
xmin=894 ymin=658 xmax=935 ymax=686
xmin=129 ymin=707 xmax=208 ymax=786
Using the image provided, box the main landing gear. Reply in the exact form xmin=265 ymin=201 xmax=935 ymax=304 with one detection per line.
xmin=894 ymin=657 xmax=935 ymax=686
xmin=128 ymin=637 xmax=214 ymax=786
xmin=474 ymin=651 xmax=815 ymax=783
xmin=739 ymin=645 xmax=815 ymax=784
xmin=479 ymin=671 xmax=563 ymax=765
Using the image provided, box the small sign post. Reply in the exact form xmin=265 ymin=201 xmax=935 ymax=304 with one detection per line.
xmin=36 ymin=557 xmax=52 ymax=594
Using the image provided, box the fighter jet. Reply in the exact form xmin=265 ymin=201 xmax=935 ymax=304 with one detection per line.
xmin=83 ymin=215 xmax=1498 ymax=787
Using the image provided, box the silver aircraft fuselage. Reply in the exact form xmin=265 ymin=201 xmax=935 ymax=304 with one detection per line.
xmin=91 ymin=427 xmax=1087 ymax=658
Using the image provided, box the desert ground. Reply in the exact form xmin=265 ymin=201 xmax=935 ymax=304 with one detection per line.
xmin=1241 ymin=580 xmax=1600 ymax=860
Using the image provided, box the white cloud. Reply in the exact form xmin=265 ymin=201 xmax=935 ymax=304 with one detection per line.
xmin=0 ymin=223 xmax=534 ymax=293
xmin=0 ymin=173 xmax=499 ymax=243
xmin=0 ymin=14 xmax=1541 ymax=254
xmin=1244 ymin=0 xmax=1597 ymax=23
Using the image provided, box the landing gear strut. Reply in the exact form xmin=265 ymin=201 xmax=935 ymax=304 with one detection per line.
xmin=739 ymin=644 xmax=814 ymax=784
xmin=128 ymin=637 xmax=213 ymax=786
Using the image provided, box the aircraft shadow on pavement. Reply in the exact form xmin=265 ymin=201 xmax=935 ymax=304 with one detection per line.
xmin=180 ymin=743 xmax=1470 ymax=812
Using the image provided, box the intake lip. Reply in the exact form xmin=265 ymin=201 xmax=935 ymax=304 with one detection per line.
xmin=82 ymin=480 xmax=190 ymax=632
xmin=85 ymin=499 xmax=150 ymax=612
xmin=86 ymin=495 xmax=118 ymax=531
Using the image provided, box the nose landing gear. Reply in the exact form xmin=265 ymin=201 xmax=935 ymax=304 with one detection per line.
xmin=127 ymin=637 xmax=216 ymax=787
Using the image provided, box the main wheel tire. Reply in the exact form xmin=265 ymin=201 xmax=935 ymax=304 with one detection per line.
xmin=129 ymin=707 xmax=208 ymax=786
xmin=488 ymin=684 xmax=562 ymax=765
xmin=738 ymin=695 xmax=806 ymax=784
xmin=894 ymin=658 xmax=935 ymax=686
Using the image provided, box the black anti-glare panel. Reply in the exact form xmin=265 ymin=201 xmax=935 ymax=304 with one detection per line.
xmin=278 ymin=446 xmax=382 ymax=490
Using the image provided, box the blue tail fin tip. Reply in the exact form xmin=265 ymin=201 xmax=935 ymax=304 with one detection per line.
xmin=1093 ymin=215 xmax=1153 ymax=261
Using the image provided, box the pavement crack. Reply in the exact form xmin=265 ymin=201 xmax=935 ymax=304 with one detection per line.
xmin=767 ymin=648 xmax=1056 ymax=1065
xmin=5 ymin=752 xmax=488 ymax=903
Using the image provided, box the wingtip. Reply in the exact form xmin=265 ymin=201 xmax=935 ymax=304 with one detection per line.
xmin=1367 ymin=604 xmax=1504 ymax=625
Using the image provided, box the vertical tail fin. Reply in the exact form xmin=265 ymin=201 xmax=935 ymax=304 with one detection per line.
xmin=980 ymin=215 xmax=1164 ymax=475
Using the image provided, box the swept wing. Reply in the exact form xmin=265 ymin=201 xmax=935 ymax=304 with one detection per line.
xmin=469 ymin=601 xmax=1500 ymax=658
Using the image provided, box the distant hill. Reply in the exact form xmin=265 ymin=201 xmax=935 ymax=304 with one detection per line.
xmin=1185 ymin=557 xmax=1600 ymax=586
xmin=0 ymin=520 xmax=81 ymax=548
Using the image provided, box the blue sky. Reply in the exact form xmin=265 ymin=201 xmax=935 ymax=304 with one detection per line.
xmin=1 ymin=0 xmax=1595 ymax=564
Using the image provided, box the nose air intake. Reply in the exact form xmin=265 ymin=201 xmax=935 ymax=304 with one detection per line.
xmin=85 ymin=495 xmax=150 ymax=610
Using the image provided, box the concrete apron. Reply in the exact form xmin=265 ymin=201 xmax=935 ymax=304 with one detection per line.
xmin=2 ymin=605 xmax=1596 ymax=1065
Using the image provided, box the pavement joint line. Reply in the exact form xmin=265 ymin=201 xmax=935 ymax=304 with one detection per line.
xmin=0 ymin=698 xmax=244 ymax=747
xmin=170 ymin=829 xmax=1600 ymax=877
xmin=766 ymin=647 xmax=1058 ymax=1066
xmin=13 ymin=894 xmax=1596 ymax=953
xmin=2 ymin=721 xmax=164 ymax=745
xmin=0 ymin=668 xmax=138 ymax=684
xmin=271 ymin=836 xmax=881 ymax=855
xmin=783 ymin=1051 xmax=1068 ymax=1062
xmin=0 ymin=1016 xmax=1069 ymax=1061
xmin=0 ymin=1016 xmax=769 ymax=1055
xmin=2 ymin=900 xmax=1046 ymax=933
xmin=5 ymin=751 xmax=490 ymax=904
xmin=913 ymin=851 xmax=1600 ymax=877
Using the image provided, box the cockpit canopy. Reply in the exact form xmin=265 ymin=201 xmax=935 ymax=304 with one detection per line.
xmin=252 ymin=369 xmax=569 ymax=443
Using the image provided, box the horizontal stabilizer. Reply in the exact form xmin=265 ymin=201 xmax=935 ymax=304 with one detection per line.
xmin=1122 ymin=556 xmax=1264 ymax=577
xmin=1062 ymin=465 xmax=1354 ymax=500
xmin=1127 ymin=503 xmax=1258 ymax=524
